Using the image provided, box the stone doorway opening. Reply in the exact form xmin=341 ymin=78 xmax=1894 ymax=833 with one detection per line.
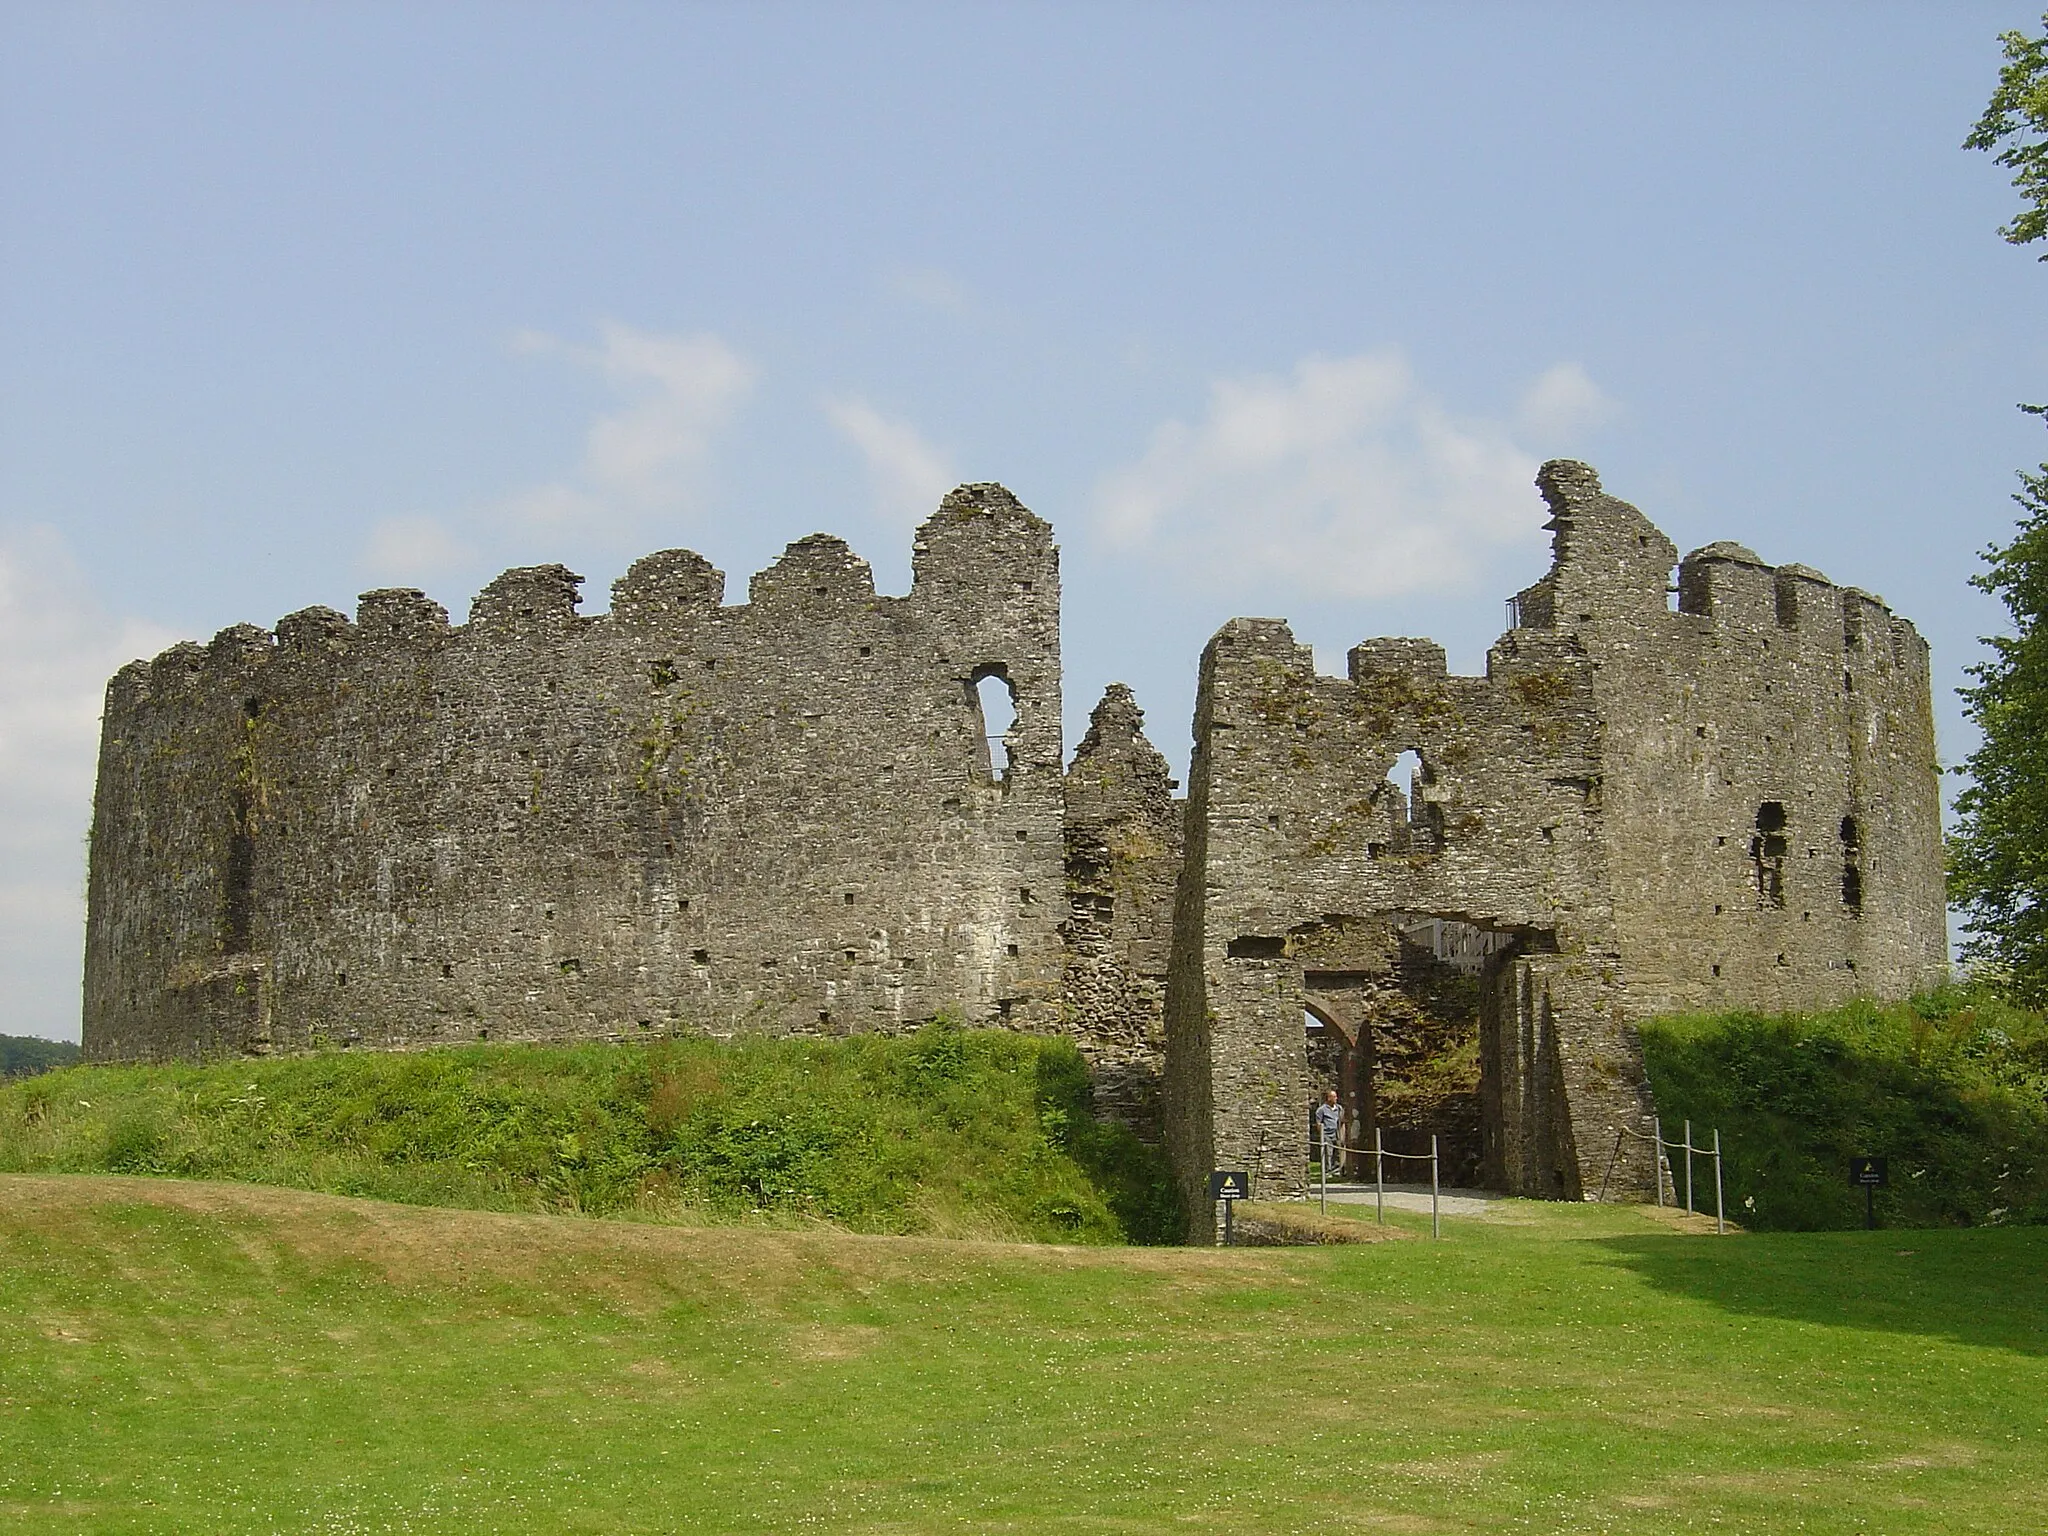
xmin=1295 ymin=913 xmax=1522 ymax=1188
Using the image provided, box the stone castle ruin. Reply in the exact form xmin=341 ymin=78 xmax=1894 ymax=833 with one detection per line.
xmin=84 ymin=464 xmax=1947 ymax=1225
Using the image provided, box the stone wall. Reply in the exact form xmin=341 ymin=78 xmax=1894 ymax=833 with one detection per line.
xmin=84 ymin=459 xmax=1949 ymax=1234
xmin=1160 ymin=613 xmax=1650 ymax=1223
xmin=1166 ymin=461 xmax=1946 ymax=1234
xmin=85 ymin=485 xmax=1066 ymax=1059
xmin=1061 ymin=684 xmax=1182 ymax=1132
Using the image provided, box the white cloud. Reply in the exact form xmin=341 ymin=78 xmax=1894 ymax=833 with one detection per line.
xmin=578 ymin=326 xmax=758 ymax=507
xmin=824 ymin=396 xmax=956 ymax=527
xmin=1095 ymin=350 xmax=1614 ymax=600
xmin=0 ymin=526 xmax=174 ymax=1042
xmin=1516 ymin=362 xmax=1621 ymax=442
xmin=362 ymin=515 xmax=477 ymax=585
xmin=490 ymin=483 xmax=603 ymax=537
xmin=363 ymin=324 xmax=756 ymax=585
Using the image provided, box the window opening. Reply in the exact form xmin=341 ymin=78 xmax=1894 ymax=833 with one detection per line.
xmin=1380 ymin=750 xmax=1443 ymax=854
xmin=1840 ymin=815 xmax=1864 ymax=914
xmin=970 ymin=667 xmax=1019 ymax=780
xmin=1226 ymin=934 xmax=1287 ymax=960
xmin=1751 ymin=802 xmax=1788 ymax=908
xmin=1387 ymin=749 xmax=1423 ymax=800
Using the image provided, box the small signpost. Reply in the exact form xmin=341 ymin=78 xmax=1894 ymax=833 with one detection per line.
xmin=1209 ymin=1168 xmax=1251 ymax=1246
xmin=1850 ymin=1155 xmax=1888 ymax=1230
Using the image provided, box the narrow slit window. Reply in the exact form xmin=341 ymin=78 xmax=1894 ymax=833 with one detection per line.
xmin=1751 ymin=802 xmax=1788 ymax=908
xmin=970 ymin=667 xmax=1019 ymax=780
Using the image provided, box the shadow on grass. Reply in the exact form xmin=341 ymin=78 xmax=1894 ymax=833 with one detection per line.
xmin=1593 ymin=1226 xmax=2048 ymax=1356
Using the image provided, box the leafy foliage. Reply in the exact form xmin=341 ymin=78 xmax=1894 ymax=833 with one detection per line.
xmin=1957 ymin=19 xmax=2048 ymax=986
xmin=0 ymin=1025 xmax=1180 ymax=1243
xmin=0 ymin=1035 xmax=80 ymax=1078
xmin=1641 ymin=988 xmax=2048 ymax=1230
xmin=1949 ymin=458 xmax=2048 ymax=998
xmin=1966 ymin=12 xmax=2048 ymax=253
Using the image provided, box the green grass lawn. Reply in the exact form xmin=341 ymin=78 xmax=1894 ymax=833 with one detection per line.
xmin=3 ymin=1176 xmax=2043 ymax=1533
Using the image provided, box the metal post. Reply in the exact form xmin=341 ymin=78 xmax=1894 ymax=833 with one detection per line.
xmin=1374 ymin=1127 xmax=1385 ymax=1225
xmin=1430 ymin=1133 xmax=1441 ymax=1240
xmin=1652 ymin=1115 xmax=1665 ymax=1206
xmin=1319 ymin=1133 xmax=1329 ymax=1216
xmin=1223 ymin=1197 xmax=1234 ymax=1247
xmin=1713 ymin=1128 xmax=1725 ymax=1235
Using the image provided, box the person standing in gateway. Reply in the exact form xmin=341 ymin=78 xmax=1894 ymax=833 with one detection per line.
xmin=1313 ymin=1089 xmax=1344 ymax=1178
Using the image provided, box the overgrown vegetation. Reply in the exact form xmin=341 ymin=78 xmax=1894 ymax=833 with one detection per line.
xmin=0 ymin=1024 xmax=1178 ymax=1243
xmin=1641 ymin=987 xmax=2048 ymax=1230
xmin=0 ymin=1035 xmax=80 ymax=1078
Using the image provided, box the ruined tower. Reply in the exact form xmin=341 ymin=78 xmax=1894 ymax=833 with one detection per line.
xmin=84 ymin=485 xmax=1067 ymax=1059
xmin=83 ymin=464 xmax=1946 ymax=1225
xmin=1061 ymin=683 xmax=1183 ymax=1129
xmin=1163 ymin=462 xmax=1947 ymax=1226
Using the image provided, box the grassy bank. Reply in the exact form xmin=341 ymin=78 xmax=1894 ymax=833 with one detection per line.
xmin=2 ymin=1176 xmax=2044 ymax=1533
xmin=0 ymin=1026 xmax=1177 ymax=1243
xmin=1641 ymin=989 xmax=2048 ymax=1231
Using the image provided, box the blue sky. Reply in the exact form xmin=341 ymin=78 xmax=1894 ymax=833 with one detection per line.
xmin=4 ymin=3 xmax=2044 ymax=1041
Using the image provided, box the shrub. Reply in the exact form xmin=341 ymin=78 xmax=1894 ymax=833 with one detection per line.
xmin=1641 ymin=987 xmax=2048 ymax=1230
xmin=101 ymin=1113 xmax=165 ymax=1173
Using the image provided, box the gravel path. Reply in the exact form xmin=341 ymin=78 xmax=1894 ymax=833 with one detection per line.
xmin=1311 ymin=1183 xmax=1499 ymax=1217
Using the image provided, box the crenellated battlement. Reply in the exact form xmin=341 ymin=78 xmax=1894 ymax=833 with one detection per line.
xmin=86 ymin=486 xmax=1064 ymax=1066
xmin=119 ymin=490 xmax=1063 ymax=723
xmin=1513 ymin=460 xmax=1931 ymax=674
xmin=84 ymin=461 xmax=1948 ymax=1224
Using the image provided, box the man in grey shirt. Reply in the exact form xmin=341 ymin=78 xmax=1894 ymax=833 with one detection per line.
xmin=1313 ymin=1089 xmax=1344 ymax=1179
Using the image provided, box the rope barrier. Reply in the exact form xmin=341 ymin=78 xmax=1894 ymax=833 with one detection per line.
xmin=1329 ymin=1142 xmax=1436 ymax=1160
xmin=1307 ymin=1127 xmax=1441 ymax=1238
xmin=1601 ymin=1117 xmax=1726 ymax=1233
xmin=1279 ymin=1110 xmax=1730 ymax=1242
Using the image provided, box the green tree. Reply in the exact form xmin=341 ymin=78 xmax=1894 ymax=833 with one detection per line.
xmin=1953 ymin=15 xmax=2048 ymax=995
xmin=1952 ymin=458 xmax=2048 ymax=1000
xmin=0 ymin=1036 xmax=80 ymax=1078
xmin=1965 ymin=12 xmax=2048 ymax=252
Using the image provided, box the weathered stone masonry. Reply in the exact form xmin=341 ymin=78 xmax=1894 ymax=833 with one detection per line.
xmin=85 ymin=486 xmax=1071 ymax=1060
xmin=84 ymin=463 xmax=1947 ymax=1223
xmin=1063 ymin=684 xmax=1183 ymax=1129
xmin=1163 ymin=462 xmax=1947 ymax=1226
